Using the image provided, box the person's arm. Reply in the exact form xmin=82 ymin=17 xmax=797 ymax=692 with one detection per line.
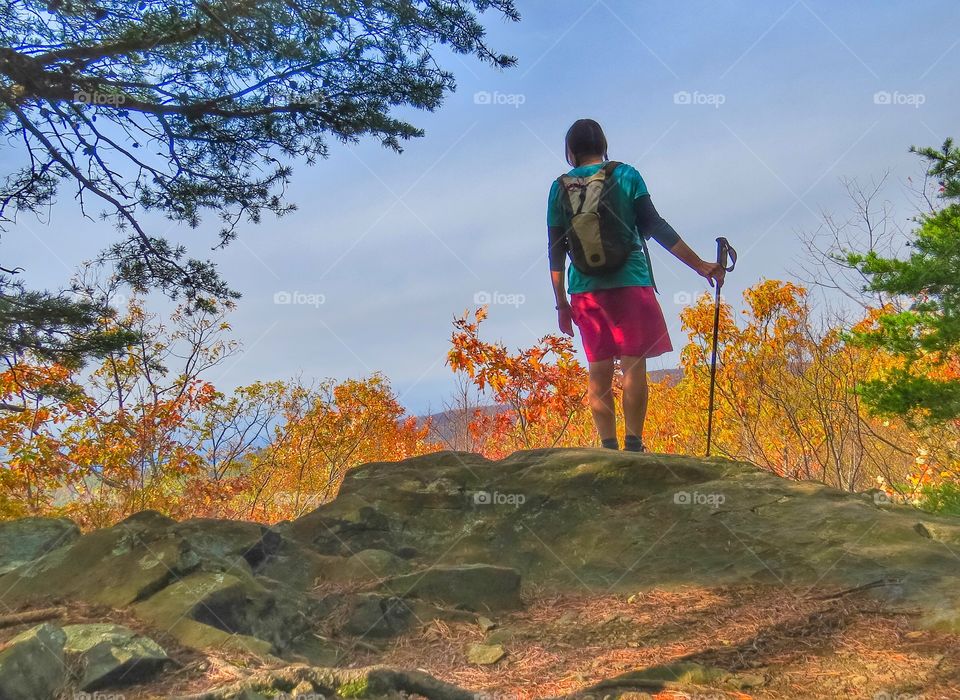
xmin=548 ymin=225 xmax=574 ymax=336
xmin=667 ymin=238 xmax=725 ymax=288
xmin=634 ymin=194 xmax=681 ymax=250
xmin=634 ymin=194 xmax=725 ymax=288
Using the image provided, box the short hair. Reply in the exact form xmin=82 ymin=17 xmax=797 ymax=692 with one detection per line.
xmin=565 ymin=119 xmax=608 ymax=167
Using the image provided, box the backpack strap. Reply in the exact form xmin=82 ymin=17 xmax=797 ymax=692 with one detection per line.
xmin=599 ymin=161 xmax=659 ymax=292
xmin=600 ymin=160 xmax=621 ymax=179
xmin=641 ymin=236 xmax=658 ymax=294
xmin=554 ymin=175 xmax=570 ymax=215
xmin=558 ymin=174 xmax=591 ymax=217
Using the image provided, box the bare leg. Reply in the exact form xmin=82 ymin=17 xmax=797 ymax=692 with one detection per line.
xmin=587 ymin=359 xmax=616 ymax=442
xmin=621 ymin=355 xmax=648 ymax=443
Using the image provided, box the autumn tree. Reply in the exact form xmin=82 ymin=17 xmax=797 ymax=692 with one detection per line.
xmin=794 ymin=173 xmax=909 ymax=313
xmin=0 ymin=0 xmax=519 ymax=361
xmin=245 ymin=374 xmax=435 ymax=520
xmin=848 ymin=139 xmax=960 ymax=421
xmin=449 ymin=289 xmax=947 ymax=499
xmin=0 ymin=291 xmax=437 ymax=524
xmin=448 ymin=307 xmax=593 ymax=457
xmin=0 ymin=361 xmax=89 ymax=517
xmin=672 ymin=281 xmax=923 ymax=491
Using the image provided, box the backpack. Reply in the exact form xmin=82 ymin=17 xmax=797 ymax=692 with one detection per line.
xmin=556 ymin=161 xmax=636 ymax=276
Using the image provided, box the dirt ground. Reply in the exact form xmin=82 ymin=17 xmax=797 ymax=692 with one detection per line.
xmin=2 ymin=584 xmax=957 ymax=699
xmin=360 ymin=584 xmax=960 ymax=699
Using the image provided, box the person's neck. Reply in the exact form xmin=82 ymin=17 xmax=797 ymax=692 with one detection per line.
xmin=577 ymin=156 xmax=605 ymax=167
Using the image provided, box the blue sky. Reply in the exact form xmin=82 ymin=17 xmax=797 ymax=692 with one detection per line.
xmin=5 ymin=0 xmax=959 ymax=414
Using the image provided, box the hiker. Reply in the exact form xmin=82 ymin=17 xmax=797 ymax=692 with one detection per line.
xmin=547 ymin=118 xmax=725 ymax=452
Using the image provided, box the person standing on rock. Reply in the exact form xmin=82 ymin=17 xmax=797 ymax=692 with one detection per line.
xmin=547 ymin=118 xmax=725 ymax=452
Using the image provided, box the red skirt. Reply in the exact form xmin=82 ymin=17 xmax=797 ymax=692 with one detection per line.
xmin=570 ymin=286 xmax=673 ymax=362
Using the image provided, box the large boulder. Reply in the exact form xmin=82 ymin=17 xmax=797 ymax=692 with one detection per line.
xmin=133 ymin=570 xmax=335 ymax=663
xmin=0 ymin=517 xmax=199 ymax=608
xmin=171 ymin=518 xmax=283 ymax=573
xmin=0 ymin=513 xmax=344 ymax=663
xmin=0 ymin=517 xmax=79 ymax=575
xmin=283 ymin=492 xmax=396 ymax=555
xmin=256 ymin=546 xmax=413 ymax=590
xmin=341 ymin=594 xmax=415 ymax=637
xmin=332 ymin=548 xmax=412 ymax=581
xmin=63 ymin=623 xmax=169 ymax=690
xmin=0 ymin=623 xmax=68 ymax=700
xmin=380 ymin=564 xmax=523 ymax=611
xmin=289 ymin=448 xmax=960 ymax=630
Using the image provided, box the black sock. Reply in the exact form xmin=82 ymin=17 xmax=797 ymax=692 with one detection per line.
xmin=601 ymin=437 xmax=619 ymax=450
xmin=624 ymin=434 xmax=644 ymax=452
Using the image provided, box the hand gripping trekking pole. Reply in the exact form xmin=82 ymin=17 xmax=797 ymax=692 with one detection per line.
xmin=706 ymin=237 xmax=737 ymax=457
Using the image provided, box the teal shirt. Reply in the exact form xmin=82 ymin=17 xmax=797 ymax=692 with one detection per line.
xmin=547 ymin=162 xmax=653 ymax=294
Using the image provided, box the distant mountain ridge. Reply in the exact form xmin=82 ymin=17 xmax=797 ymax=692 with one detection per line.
xmin=420 ymin=368 xmax=684 ymax=449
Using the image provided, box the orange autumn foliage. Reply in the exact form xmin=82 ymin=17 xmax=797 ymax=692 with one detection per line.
xmin=0 ymin=299 xmax=437 ymax=527
xmin=2 ymin=280 xmax=957 ymax=526
xmin=448 ymin=281 xmax=958 ymax=499
xmin=448 ymin=306 xmax=592 ymax=457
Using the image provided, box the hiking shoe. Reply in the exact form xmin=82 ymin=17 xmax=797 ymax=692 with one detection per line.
xmin=624 ymin=435 xmax=645 ymax=452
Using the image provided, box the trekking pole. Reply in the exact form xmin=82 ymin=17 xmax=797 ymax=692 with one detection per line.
xmin=706 ymin=237 xmax=737 ymax=457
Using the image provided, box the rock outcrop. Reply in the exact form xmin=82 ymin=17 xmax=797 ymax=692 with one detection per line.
xmin=63 ymin=623 xmax=170 ymax=690
xmin=1 ymin=448 xmax=959 ymax=698
xmin=0 ymin=623 xmax=68 ymax=700
xmin=0 ymin=517 xmax=79 ymax=575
